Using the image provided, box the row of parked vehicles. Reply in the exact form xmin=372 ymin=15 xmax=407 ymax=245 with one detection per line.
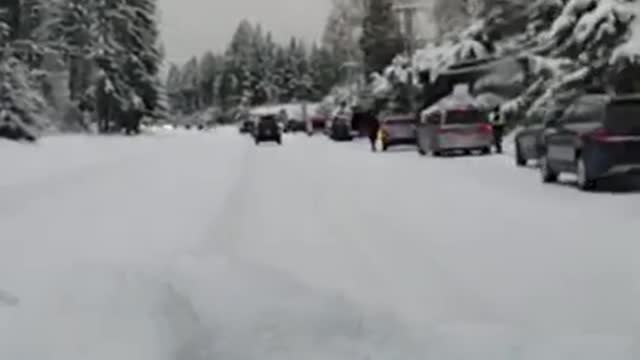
xmin=380 ymin=92 xmax=640 ymax=191
xmin=515 ymin=93 xmax=640 ymax=190
xmin=238 ymin=109 xmax=353 ymax=144
xmin=374 ymin=92 xmax=495 ymax=155
xmin=238 ymin=92 xmax=640 ymax=191
xmin=238 ymin=114 xmax=283 ymax=145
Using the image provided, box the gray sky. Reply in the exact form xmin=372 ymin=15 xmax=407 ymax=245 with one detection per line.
xmin=159 ymin=0 xmax=333 ymax=65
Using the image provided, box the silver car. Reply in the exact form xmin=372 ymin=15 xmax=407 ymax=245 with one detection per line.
xmin=379 ymin=114 xmax=417 ymax=151
xmin=417 ymin=104 xmax=493 ymax=156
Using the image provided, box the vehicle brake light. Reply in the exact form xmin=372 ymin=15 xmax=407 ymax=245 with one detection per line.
xmin=587 ymin=128 xmax=612 ymax=142
xmin=479 ymin=123 xmax=493 ymax=133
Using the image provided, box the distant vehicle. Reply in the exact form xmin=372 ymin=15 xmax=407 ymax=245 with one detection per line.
xmin=378 ymin=114 xmax=417 ymax=151
xmin=239 ymin=119 xmax=255 ymax=134
xmin=540 ymin=94 xmax=640 ymax=190
xmin=307 ymin=115 xmax=328 ymax=135
xmin=514 ymin=106 xmax=564 ymax=167
xmin=329 ymin=116 xmax=353 ymax=141
xmin=417 ymin=103 xmax=493 ymax=156
xmin=254 ymin=115 xmax=282 ymax=145
xmin=285 ymin=118 xmax=306 ymax=133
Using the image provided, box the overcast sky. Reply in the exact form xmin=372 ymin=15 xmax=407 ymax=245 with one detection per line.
xmin=158 ymin=0 xmax=333 ymax=65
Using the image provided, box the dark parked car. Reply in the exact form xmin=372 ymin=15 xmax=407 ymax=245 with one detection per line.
xmin=329 ymin=116 xmax=353 ymax=141
xmin=379 ymin=114 xmax=417 ymax=151
xmin=540 ymin=94 xmax=640 ymax=190
xmin=284 ymin=119 xmax=306 ymax=133
xmin=254 ymin=115 xmax=282 ymax=145
xmin=306 ymin=115 xmax=328 ymax=135
xmin=239 ymin=119 xmax=255 ymax=134
xmin=514 ymin=106 xmax=565 ymax=166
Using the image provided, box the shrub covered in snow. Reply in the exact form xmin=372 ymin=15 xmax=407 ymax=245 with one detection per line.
xmin=0 ymin=57 xmax=53 ymax=139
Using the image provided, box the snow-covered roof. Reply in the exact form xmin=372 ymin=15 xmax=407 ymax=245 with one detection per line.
xmin=413 ymin=39 xmax=490 ymax=80
xmin=421 ymin=85 xmax=480 ymax=116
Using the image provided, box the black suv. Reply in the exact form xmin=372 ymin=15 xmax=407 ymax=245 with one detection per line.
xmin=239 ymin=119 xmax=254 ymax=134
xmin=254 ymin=115 xmax=282 ymax=145
xmin=540 ymin=94 xmax=640 ymax=190
xmin=329 ymin=116 xmax=353 ymax=141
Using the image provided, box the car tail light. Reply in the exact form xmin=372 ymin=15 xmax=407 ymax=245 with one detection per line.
xmin=479 ymin=123 xmax=493 ymax=133
xmin=587 ymin=128 xmax=613 ymax=142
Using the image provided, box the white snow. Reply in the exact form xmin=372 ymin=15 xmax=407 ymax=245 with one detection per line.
xmin=2 ymin=130 xmax=640 ymax=359
xmin=611 ymin=0 xmax=640 ymax=63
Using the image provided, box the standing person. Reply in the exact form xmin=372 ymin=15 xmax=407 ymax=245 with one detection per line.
xmin=366 ymin=110 xmax=380 ymax=152
xmin=332 ymin=100 xmax=349 ymax=119
xmin=489 ymin=106 xmax=505 ymax=154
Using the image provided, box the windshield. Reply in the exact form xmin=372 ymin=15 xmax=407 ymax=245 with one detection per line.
xmin=385 ymin=116 xmax=415 ymax=125
xmin=605 ymin=98 xmax=640 ymax=134
xmin=445 ymin=109 xmax=484 ymax=124
xmin=3 ymin=1 xmax=640 ymax=359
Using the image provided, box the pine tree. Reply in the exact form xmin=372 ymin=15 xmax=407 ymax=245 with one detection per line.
xmin=199 ymin=51 xmax=217 ymax=107
xmin=322 ymin=0 xmax=364 ymax=66
xmin=118 ymin=0 xmax=164 ymax=116
xmin=225 ymin=19 xmax=254 ymax=103
xmin=309 ymin=43 xmax=339 ymax=98
xmin=360 ymin=0 xmax=405 ymax=76
xmin=180 ymin=56 xmax=199 ymax=111
xmin=166 ymin=62 xmax=183 ymax=111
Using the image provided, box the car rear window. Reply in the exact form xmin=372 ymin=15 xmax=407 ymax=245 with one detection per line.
xmin=385 ymin=117 xmax=414 ymax=125
xmin=565 ymin=96 xmax=607 ymax=124
xmin=260 ymin=116 xmax=277 ymax=125
xmin=605 ymin=99 xmax=640 ymax=134
xmin=444 ymin=110 xmax=484 ymax=124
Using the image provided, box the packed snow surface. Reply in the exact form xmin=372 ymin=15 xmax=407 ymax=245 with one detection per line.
xmin=1 ymin=128 xmax=640 ymax=359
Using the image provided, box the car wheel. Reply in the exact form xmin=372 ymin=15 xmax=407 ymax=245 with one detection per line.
xmin=515 ymin=142 xmax=526 ymax=167
xmin=433 ymin=150 xmax=443 ymax=157
xmin=481 ymin=147 xmax=491 ymax=155
xmin=576 ymin=155 xmax=596 ymax=191
xmin=277 ymin=138 xmax=282 ymax=145
xmin=418 ymin=144 xmax=426 ymax=156
xmin=540 ymin=155 xmax=558 ymax=183
xmin=382 ymin=143 xmax=389 ymax=152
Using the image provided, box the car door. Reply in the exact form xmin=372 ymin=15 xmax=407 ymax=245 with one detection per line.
xmin=552 ymin=97 xmax=609 ymax=170
xmin=517 ymin=124 xmax=538 ymax=159
xmin=544 ymin=107 xmax=575 ymax=171
xmin=418 ymin=111 xmax=440 ymax=151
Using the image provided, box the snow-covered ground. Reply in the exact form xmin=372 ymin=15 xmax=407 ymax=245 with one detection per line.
xmin=1 ymin=128 xmax=640 ymax=359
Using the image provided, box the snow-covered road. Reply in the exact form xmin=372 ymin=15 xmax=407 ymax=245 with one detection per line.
xmin=1 ymin=128 xmax=640 ymax=359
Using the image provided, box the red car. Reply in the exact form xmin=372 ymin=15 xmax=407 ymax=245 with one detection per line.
xmin=307 ymin=115 xmax=328 ymax=135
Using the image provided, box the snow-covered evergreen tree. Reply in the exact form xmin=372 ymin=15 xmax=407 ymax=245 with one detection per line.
xmin=360 ymin=0 xmax=405 ymax=76
xmin=198 ymin=51 xmax=217 ymax=107
xmin=322 ymin=0 xmax=363 ymax=68
xmin=119 ymin=0 xmax=164 ymax=118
